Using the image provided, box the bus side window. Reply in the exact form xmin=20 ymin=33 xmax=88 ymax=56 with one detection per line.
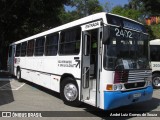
xmin=27 ymin=40 xmax=35 ymax=56
xmin=150 ymin=45 xmax=160 ymax=61
xmin=45 ymin=33 xmax=59 ymax=56
xmin=21 ymin=42 xmax=27 ymax=57
xmin=15 ymin=44 xmax=21 ymax=57
xmin=59 ymin=27 xmax=81 ymax=55
xmin=35 ymin=37 xmax=45 ymax=56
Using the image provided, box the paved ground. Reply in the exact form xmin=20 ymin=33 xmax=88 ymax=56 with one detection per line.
xmin=0 ymin=71 xmax=160 ymax=120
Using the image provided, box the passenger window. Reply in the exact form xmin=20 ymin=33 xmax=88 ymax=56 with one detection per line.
xmin=35 ymin=37 xmax=45 ymax=56
xmin=15 ymin=44 xmax=21 ymax=57
xmin=27 ymin=40 xmax=35 ymax=56
xmin=45 ymin=33 xmax=59 ymax=56
xmin=21 ymin=42 xmax=27 ymax=56
xmin=59 ymin=27 xmax=81 ymax=55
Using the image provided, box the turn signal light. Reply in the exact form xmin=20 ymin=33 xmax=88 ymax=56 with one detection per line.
xmin=106 ymin=84 xmax=113 ymax=90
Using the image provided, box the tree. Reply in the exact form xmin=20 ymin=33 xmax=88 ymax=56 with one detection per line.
xmin=111 ymin=6 xmax=141 ymax=21
xmin=103 ymin=2 xmax=112 ymax=13
xmin=141 ymin=0 xmax=160 ymax=15
xmin=0 ymin=0 xmax=69 ymax=69
xmin=70 ymin=0 xmax=103 ymax=16
xmin=60 ymin=0 xmax=103 ymax=24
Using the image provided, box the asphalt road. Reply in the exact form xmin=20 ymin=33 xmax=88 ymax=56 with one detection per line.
xmin=0 ymin=72 xmax=160 ymax=120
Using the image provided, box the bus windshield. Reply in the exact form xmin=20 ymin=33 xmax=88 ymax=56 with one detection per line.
xmin=103 ymin=26 xmax=150 ymax=70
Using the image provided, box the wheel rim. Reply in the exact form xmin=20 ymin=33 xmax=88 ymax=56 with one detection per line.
xmin=153 ymin=77 xmax=160 ymax=87
xmin=64 ymin=83 xmax=78 ymax=101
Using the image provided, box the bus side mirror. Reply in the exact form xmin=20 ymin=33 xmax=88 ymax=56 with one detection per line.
xmin=102 ymin=26 xmax=110 ymax=44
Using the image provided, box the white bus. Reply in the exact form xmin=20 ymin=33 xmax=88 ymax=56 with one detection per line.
xmin=150 ymin=39 xmax=160 ymax=89
xmin=8 ymin=12 xmax=153 ymax=110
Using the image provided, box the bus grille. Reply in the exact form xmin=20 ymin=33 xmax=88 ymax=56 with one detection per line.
xmin=128 ymin=70 xmax=152 ymax=82
xmin=124 ymin=70 xmax=151 ymax=89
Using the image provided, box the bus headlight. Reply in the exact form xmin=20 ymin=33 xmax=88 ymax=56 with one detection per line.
xmin=113 ymin=85 xmax=117 ymax=90
xmin=113 ymin=84 xmax=123 ymax=90
xmin=117 ymin=84 xmax=123 ymax=90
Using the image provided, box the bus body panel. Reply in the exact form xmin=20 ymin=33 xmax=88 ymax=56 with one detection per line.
xmin=150 ymin=39 xmax=160 ymax=73
xmin=99 ymin=69 xmax=153 ymax=109
xmin=150 ymin=39 xmax=160 ymax=88
xmin=151 ymin=62 xmax=160 ymax=73
xmin=103 ymin=86 xmax=153 ymax=110
xmin=14 ymin=55 xmax=81 ymax=92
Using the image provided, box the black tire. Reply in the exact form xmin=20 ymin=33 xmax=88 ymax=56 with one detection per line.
xmin=60 ymin=77 xmax=81 ymax=106
xmin=17 ymin=69 xmax=22 ymax=82
xmin=152 ymin=73 xmax=160 ymax=89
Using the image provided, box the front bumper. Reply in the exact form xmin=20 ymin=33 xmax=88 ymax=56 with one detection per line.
xmin=104 ymin=86 xmax=153 ymax=110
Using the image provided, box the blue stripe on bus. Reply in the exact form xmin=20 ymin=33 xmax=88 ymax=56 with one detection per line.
xmin=104 ymin=86 xmax=153 ymax=110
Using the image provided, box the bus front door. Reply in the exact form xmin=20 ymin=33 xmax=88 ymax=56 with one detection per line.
xmin=81 ymin=28 xmax=101 ymax=106
xmin=81 ymin=31 xmax=91 ymax=102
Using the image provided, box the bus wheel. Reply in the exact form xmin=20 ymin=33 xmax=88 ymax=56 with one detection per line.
xmin=152 ymin=74 xmax=160 ymax=89
xmin=17 ymin=69 xmax=22 ymax=82
xmin=60 ymin=77 xmax=81 ymax=106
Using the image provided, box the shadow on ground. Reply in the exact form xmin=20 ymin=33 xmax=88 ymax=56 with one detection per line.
xmin=78 ymin=97 xmax=159 ymax=119
xmin=0 ymin=71 xmax=14 ymax=106
xmin=23 ymin=79 xmax=160 ymax=118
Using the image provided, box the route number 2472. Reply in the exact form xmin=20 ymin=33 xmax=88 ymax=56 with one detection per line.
xmin=115 ymin=28 xmax=133 ymax=38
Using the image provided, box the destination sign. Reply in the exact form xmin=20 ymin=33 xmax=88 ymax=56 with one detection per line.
xmin=123 ymin=20 xmax=143 ymax=31
xmin=106 ymin=14 xmax=146 ymax=32
xmin=82 ymin=21 xmax=101 ymax=30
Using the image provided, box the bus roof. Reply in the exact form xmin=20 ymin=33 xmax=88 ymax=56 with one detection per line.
xmin=11 ymin=12 xmax=144 ymax=45
xmin=150 ymin=39 xmax=160 ymax=45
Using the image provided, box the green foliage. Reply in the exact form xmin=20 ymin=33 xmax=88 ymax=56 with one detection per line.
xmin=0 ymin=0 xmax=69 ymax=41
xmin=60 ymin=0 xmax=103 ymax=24
xmin=70 ymin=0 xmax=103 ymax=16
xmin=141 ymin=0 xmax=160 ymax=15
xmin=103 ymin=2 xmax=112 ymax=12
xmin=59 ymin=10 xmax=80 ymax=24
xmin=150 ymin=24 xmax=160 ymax=39
xmin=111 ymin=6 xmax=141 ymax=21
xmin=0 ymin=0 xmax=69 ymax=69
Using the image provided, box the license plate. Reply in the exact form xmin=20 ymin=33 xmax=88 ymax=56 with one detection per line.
xmin=133 ymin=93 xmax=141 ymax=98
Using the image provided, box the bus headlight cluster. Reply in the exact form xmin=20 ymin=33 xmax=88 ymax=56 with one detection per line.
xmin=113 ymin=84 xmax=123 ymax=91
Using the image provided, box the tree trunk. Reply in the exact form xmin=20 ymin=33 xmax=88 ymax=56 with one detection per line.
xmin=0 ymin=33 xmax=8 ymax=70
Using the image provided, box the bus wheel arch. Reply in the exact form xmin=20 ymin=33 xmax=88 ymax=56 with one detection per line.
xmin=152 ymin=71 xmax=160 ymax=89
xmin=60 ymin=74 xmax=81 ymax=106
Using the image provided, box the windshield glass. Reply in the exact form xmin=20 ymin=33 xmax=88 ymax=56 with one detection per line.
xmin=104 ymin=26 xmax=150 ymax=70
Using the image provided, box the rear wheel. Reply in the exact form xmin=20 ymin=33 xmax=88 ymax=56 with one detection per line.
xmin=152 ymin=73 xmax=160 ymax=89
xmin=17 ymin=69 xmax=22 ymax=82
xmin=60 ymin=77 xmax=81 ymax=106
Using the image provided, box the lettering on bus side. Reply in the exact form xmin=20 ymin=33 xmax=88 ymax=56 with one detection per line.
xmin=153 ymin=64 xmax=160 ymax=67
xmin=58 ymin=60 xmax=80 ymax=68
